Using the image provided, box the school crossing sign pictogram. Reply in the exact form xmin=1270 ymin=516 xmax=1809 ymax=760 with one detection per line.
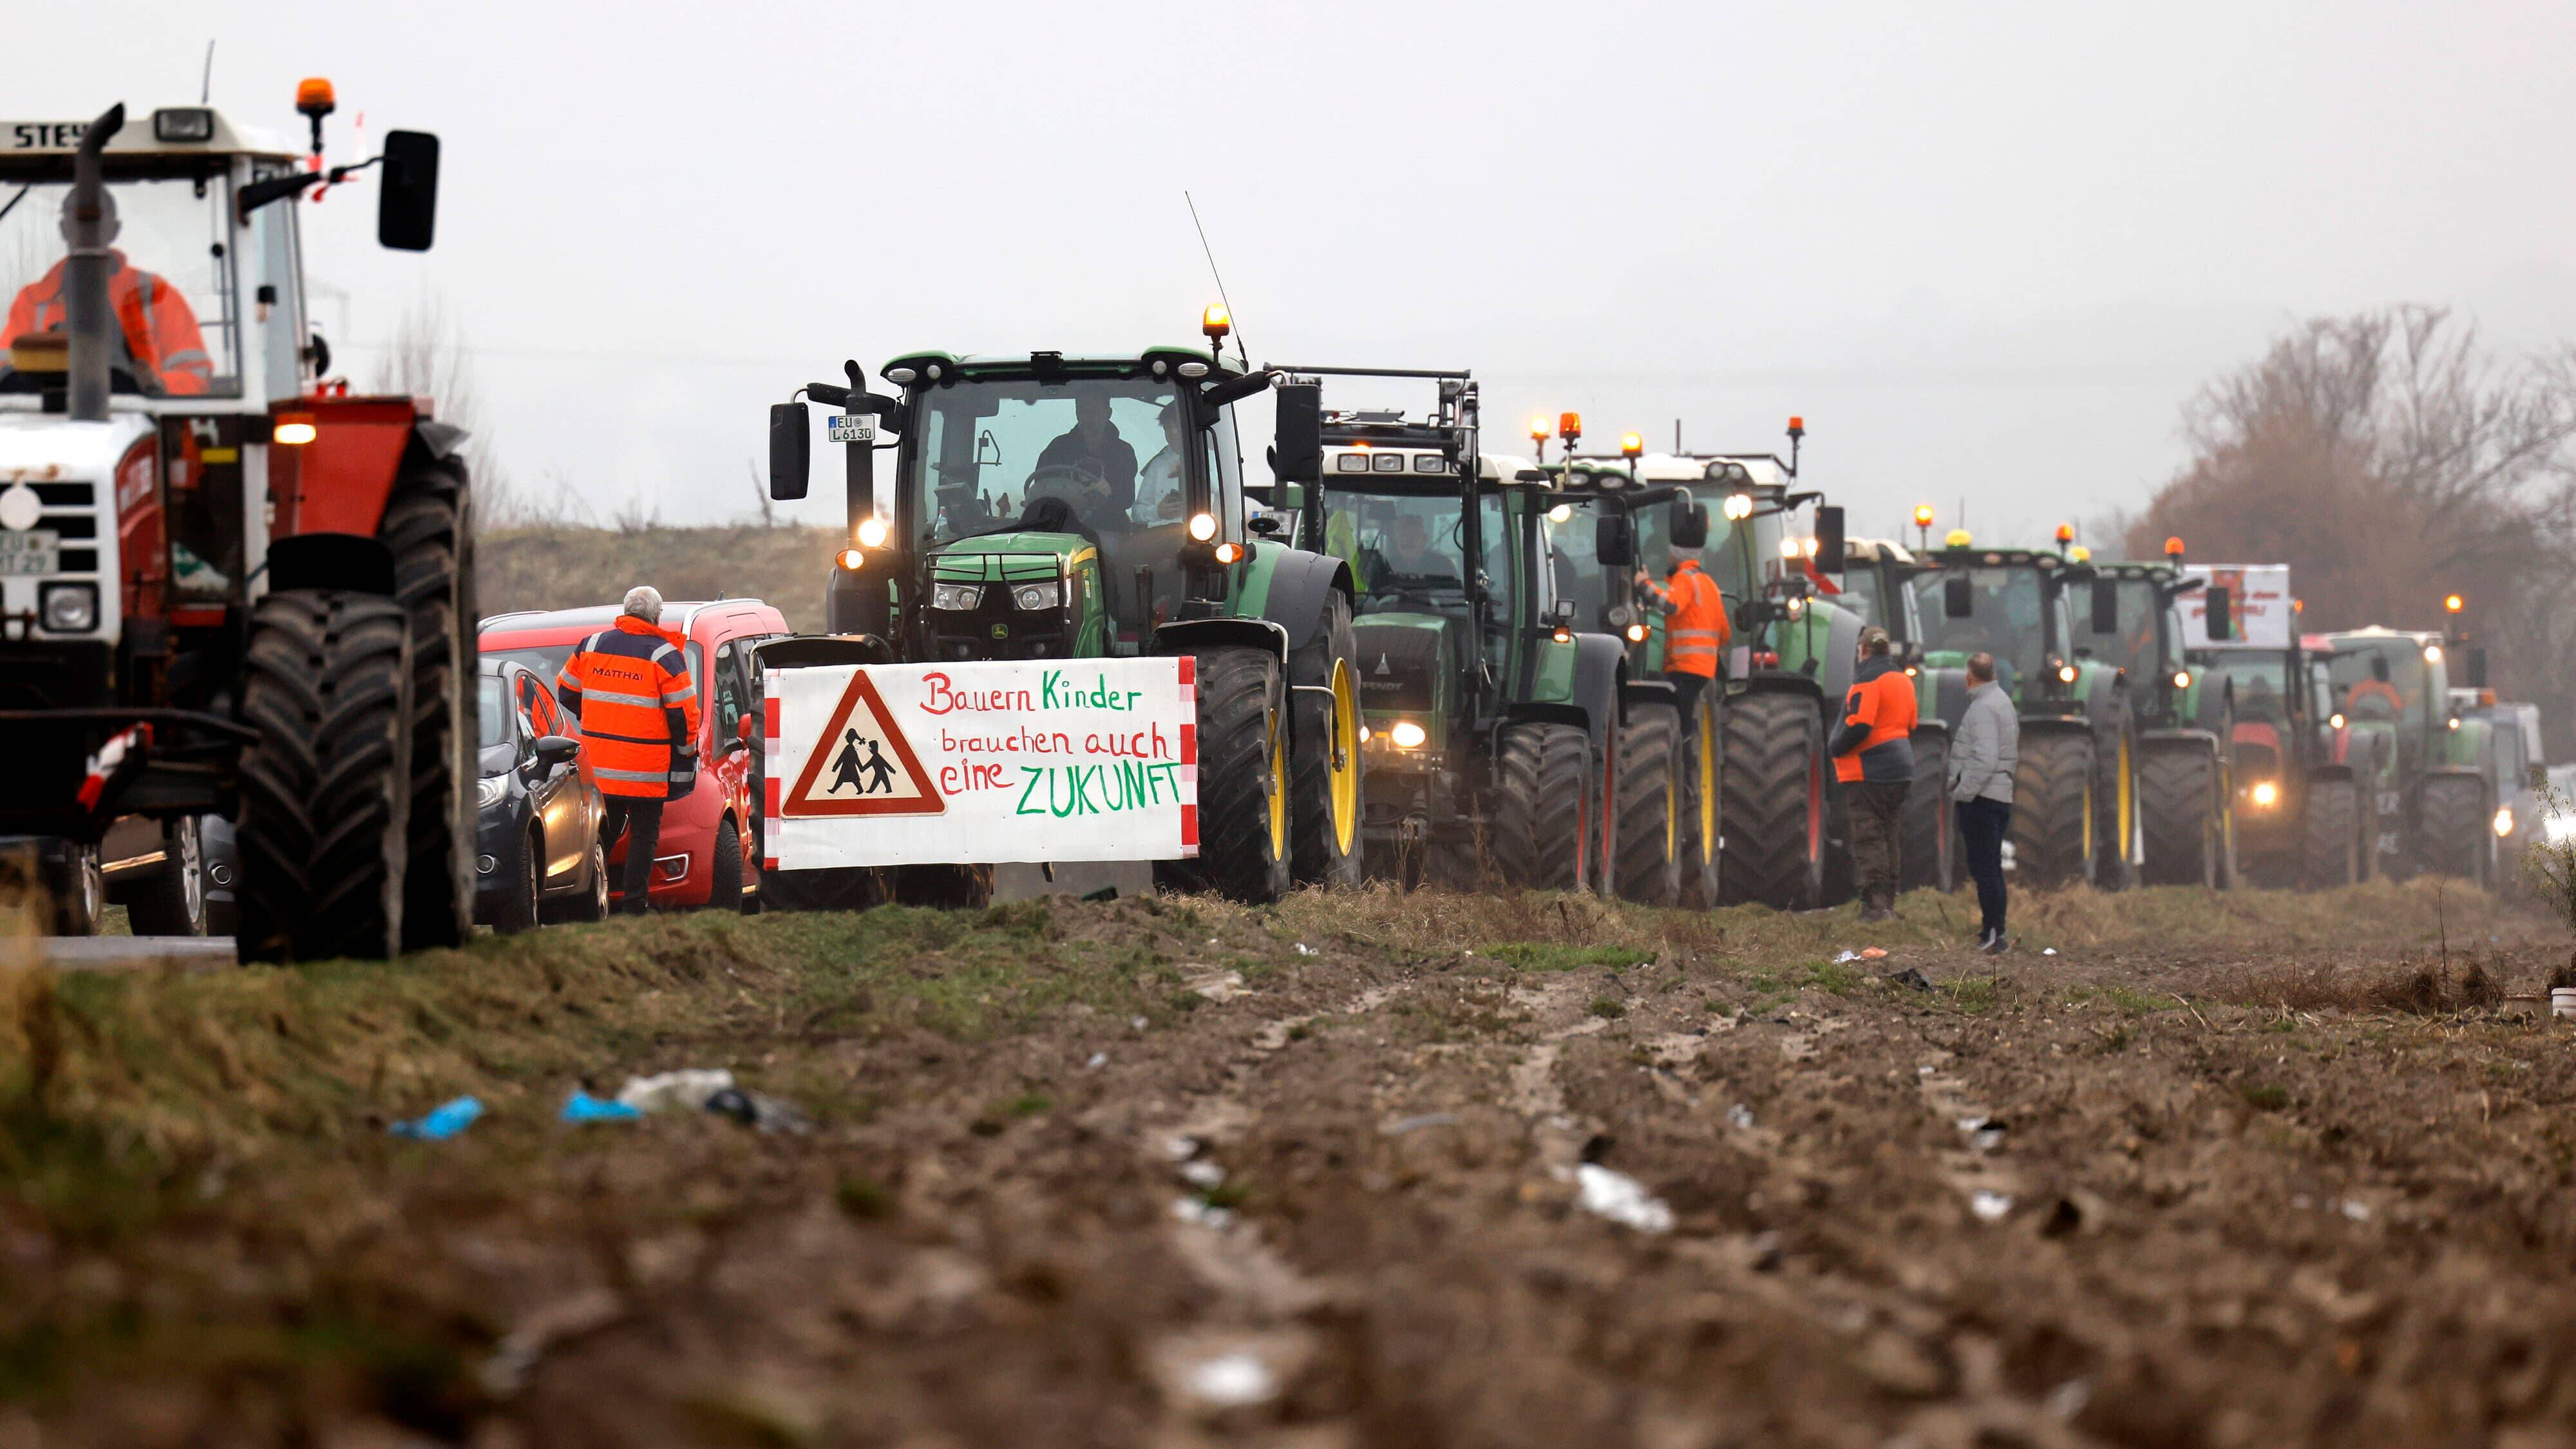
xmin=779 ymin=668 xmax=943 ymax=817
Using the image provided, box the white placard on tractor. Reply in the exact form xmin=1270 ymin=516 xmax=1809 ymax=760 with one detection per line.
xmin=2179 ymin=564 xmax=2293 ymax=650
xmin=762 ymin=657 xmax=1200 ymax=869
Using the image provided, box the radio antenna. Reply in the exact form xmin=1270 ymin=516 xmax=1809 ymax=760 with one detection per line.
xmin=201 ymin=40 xmax=216 ymax=104
xmin=1184 ymin=191 xmax=1250 ymax=372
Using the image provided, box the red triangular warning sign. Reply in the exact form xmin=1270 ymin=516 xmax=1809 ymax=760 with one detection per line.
xmin=782 ymin=669 xmax=946 ymax=817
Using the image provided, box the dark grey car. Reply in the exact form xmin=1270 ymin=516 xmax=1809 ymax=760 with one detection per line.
xmin=474 ymin=661 xmax=609 ymax=931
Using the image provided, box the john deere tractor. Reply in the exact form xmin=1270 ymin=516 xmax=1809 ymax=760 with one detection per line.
xmin=2322 ymin=626 xmax=2499 ymax=886
xmin=1904 ymin=538 xmax=2137 ymax=889
xmin=1544 ymin=451 xmax=1719 ymax=905
xmin=761 ymin=313 xmax=1365 ymax=906
xmin=1289 ymin=373 xmax=1639 ymax=896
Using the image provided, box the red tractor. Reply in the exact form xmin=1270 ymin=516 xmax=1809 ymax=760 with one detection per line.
xmin=0 ymin=85 xmax=467 ymax=961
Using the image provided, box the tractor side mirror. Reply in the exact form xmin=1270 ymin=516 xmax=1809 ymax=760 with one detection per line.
xmin=2091 ymin=579 xmax=2119 ymax=634
xmin=1814 ymin=505 xmax=1846 ymax=574
xmin=768 ymin=401 xmax=811 ymax=500
xmin=1944 ymin=575 xmax=1974 ymax=620
xmin=376 ymin=131 xmax=440 ymax=252
xmin=2467 ymin=645 xmax=2489 ymax=690
xmin=1670 ymin=501 xmax=1709 ymax=551
xmin=1593 ymin=512 xmax=1634 ymax=569
xmin=2204 ymin=585 xmax=2234 ymax=642
xmin=1247 ymin=513 xmax=1285 ymax=537
xmin=531 ymin=734 xmax=579 ymax=771
xmin=1273 ymin=381 xmax=1322 ymax=486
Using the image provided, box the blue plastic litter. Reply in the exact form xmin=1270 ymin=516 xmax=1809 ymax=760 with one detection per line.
xmin=389 ymin=1095 xmax=484 ymax=1141
xmin=560 ymin=1090 xmax=642 ymax=1124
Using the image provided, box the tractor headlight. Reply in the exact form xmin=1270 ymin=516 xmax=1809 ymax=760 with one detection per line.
xmin=2494 ymin=806 xmax=2515 ymax=838
xmin=1388 ymin=720 xmax=1428 ymax=750
xmin=41 ymin=583 xmax=99 ymax=632
xmin=2329 ymin=712 xmax=2346 ymax=730
xmin=1012 ymin=580 xmax=1063 ymax=611
xmin=1626 ymin=623 xmax=1648 ymax=643
xmin=1188 ymin=512 xmax=1218 ymax=542
xmin=931 ymin=583 xmax=983 ymax=611
xmin=856 ymin=516 xmax=891 ymax=549
xmin=1723 ymin=493 xmax=1753 ymax=520
xmin=477 ymin=775 xmax=507 ymax=808
xmin=2544 ymin=813 xmax=2576 ymax=845
xmin=2057 ymin=663 xmax=2079 ymax=685
xmin=2249 ymin=780 xmax=2278 ymax=808
xmin=2172 ymin=669 xmax=2192 ymax=690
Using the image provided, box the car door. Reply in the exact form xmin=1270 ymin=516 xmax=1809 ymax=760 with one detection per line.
xmin=515 ymin=668 xmax=583 ymax=883
xmin=708 ymin=631 xmax=757 ymax=835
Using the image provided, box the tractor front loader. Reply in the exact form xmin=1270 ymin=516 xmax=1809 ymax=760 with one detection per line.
xmin=0 ymin=89 xmax=460 ymax=961
xmin=757 ymin=312 xmax=1365 ymax=908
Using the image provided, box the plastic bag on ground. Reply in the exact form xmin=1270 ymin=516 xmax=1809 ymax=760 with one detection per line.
xmin=389 ymin=1095 xmax=483 ymax=1141
xmin=562 ymin=1090 xmax=642 ymax=1124
xmin=616 ymin=1068 xmax=735 ymax=1114
xmin=705 ymin=1086 xmax=813 ymax=1135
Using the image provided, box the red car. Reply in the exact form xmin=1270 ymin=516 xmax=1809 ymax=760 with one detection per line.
xmin=478 ymin=600 xmax=790 ymax=912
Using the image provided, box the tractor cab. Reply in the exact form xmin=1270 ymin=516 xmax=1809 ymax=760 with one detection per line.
xmin=1542 ymin=455 xmax=1701 ymax=670
xmin=1905 ymin=540 xmax=2091 ymax=710
xmin=2079 ymin=557 xmax=2219 ymax=732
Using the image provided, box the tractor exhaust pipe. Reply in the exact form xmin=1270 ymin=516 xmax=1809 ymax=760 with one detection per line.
xmin=65 ymin=104 xmax=125 ymax=422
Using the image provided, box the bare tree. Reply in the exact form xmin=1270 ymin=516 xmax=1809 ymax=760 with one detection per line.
xmin=2130 ymin=306 xmax=2576 ymax=755
xmin=746 ymin=459 xmax=776 ymax=527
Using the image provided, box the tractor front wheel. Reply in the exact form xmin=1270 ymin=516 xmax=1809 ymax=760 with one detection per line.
xmin=1289 ymin=593 xmax=1366 ymax=890
xmin=2300 ymin=777 xmax=2360 ymax=889
xmin=1677 ymin=693 xmax=1721 ymax=907
xmin=381 ymin=458 xmax=476 ymax=952
xmin=235 ymin=590 xmax=414 ymax=963
xmin=2010 ymin=728 xmax=2096 ymax=891
xmin=1490 ymin=722 xmax=1592 ymax=892
xmin=2139 ymin=739 xmax=2224 ymax=887
xmin=1719 ymin=690 xmax=1826 ymax=909
xmin=2417 ymin=774 xmax=2493 ymax=886
xmin=1156 ymin=647 xmax=1292 ymax=904
xmin=1900 ymin=728 xmax=1955 ymax=893
xmin=1613 ymin=706 xmax=1680 ymax=907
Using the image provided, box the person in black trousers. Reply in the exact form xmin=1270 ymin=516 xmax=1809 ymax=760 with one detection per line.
xmin=1946 ymin=651 xmax=2019 ymax=953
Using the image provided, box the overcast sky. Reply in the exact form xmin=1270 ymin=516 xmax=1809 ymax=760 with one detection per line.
xmin=25 ymin=0 xmax=2576 ymax=545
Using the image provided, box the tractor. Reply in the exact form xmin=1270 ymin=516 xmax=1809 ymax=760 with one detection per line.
xmin=1290 ymin=375 xmax=1642 ymax=897
xmin=0 ymin=91 xmax=460 ymax=961
xmin=758 ymin=313 xmax=1365 ymax=907
xmin=2323 ymin=625 xmax=2501 ymax=886
xmin=2082 ymin=544 xmax=2235 ymax=887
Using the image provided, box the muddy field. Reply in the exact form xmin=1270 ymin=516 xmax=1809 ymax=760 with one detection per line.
xmin=5 ymin=880 xmax=2576 ymax=1448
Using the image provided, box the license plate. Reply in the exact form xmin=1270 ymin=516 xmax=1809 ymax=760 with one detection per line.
xmin=826 ymin=415 xmax=875 ymax=444
xmin=0 ymin=529 xmax=58 ymax=575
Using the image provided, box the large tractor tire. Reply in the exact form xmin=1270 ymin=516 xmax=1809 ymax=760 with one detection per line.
xmin=1677 ymin=693 xmax=1721 ymax=908
xmin=2090 ymin=716 xmax=2137 ymax=891
xmin=1490 ymin=721 xmax=1593 ymax=892
xmin=2139 ymin=739 xmax=2226 ymax=887
xmin=892 ymin=862 xmax=994 ymax=909
xmin=1900 ymin=728 xmax=1955 ymax=893
xmin=2417 ymin=773 xmax=2493 ymax=886
xmin=2300 ymin=777 xmax=2361 ymax=889
xmin=1613 ymin=706 xmax=1680 ymax=907
xmin=1719 ymin=690 xmax=1826 ymax=909
xmin=1155 ymin=647 xmax=1292 ymax=904
xmin=2010 ymin=728 xmax=2096 ymax=891
xmin=1289 ymin=592 xmax=1367 ymax=890
xmin=381 ymin=459 xmax=477 ymax=953
xmin=235 ymin=591 xmax=415 ymax=963
xmin=124 ymin=815 xmax=211 ymax=936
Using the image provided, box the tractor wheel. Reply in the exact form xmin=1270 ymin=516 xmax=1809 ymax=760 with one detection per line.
xmin=1289 ymin=592 xmax=1366 ymax=890
xmin=1900 ymin=728 xmax=1955 ymax=893
xmin=2090 ymin=717 xmax=2136 ymax=891
xmin=2300 ymin=777 xmax=2360 ymax=889
xmin=1155 ymin=647 xmax=1292 ymax=904
xmin=1719 ymin=690 xmax=1826 ymax=909
xmin=2139 ymin=739 xmax=2222 ymax=887
xmin=2418 ymin=774 xmax=2492 ymax=885
xmin=1677 ymin=693 xmax=1721 ymax=908
xmin=1819 ymin=790 xmax=1856 ymax=907
xmin=1614 ymin=706 xmax=1680 ymax=907
xmin=235 ymin=590 xmax=414 ymax=963
xmin=2010 ymin=729 xmax=2096 ymax=891
xmin=892 ymin=864 xmax=994 ymax=909
xmin=1489 ymin=721 xmax=1593 ymax=891
xmin=381 ymin=459 xmax=476 ymax=952
xmin=124 ymin=815 xmax=210 ymax=936
xmin=763 ymin=866 xmax=891 ymax=914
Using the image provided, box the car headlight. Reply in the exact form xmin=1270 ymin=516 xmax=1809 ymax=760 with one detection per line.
xmin=477 ymin=776 xmax=507 ymax=808
xmin=2494 ymin=806 xmax=2515 ymax=838
xmin=1012 ymin=580 xmax=1063 ymax=611
xmin=931 ymin=583 xmax=983 ymax=611
xmin=41 ymin=582 xmax=97 ymax=632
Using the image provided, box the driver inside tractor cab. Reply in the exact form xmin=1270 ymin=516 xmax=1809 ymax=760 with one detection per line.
xmin=1372 ymin=513 xmax=1457 ymax=586
xmin=2339 ymin=652 xmax=2409 ymax=721
xmin=1131 ymin=402 xmax=1191 ymax=526
xmin=1032 ymin=390 xmax=1139 ymax=522
xmin=1 ymin=189 xmax=214 ymax=396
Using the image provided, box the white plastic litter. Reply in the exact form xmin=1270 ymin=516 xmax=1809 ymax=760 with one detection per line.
xmin=1833 ymin=950 xmax=1862 ymax=963
xmin=2338 ymin=1198 xmax=2372 ymax=1222
xmin=1184 ymin=1351 xmax=1278 ymax=1408
xmin=1727 ymin=1103 xmax=1756 ymax=1130
xmin=1180 ymin=1160 xmax=1225 ymax=1189
xmin=1293 ymin=942 xmax=1318 ymax=956
xmin=1171 ymin=1197 xmax=1235 ymax=1229
xmin=1085 ymin=1052 xmax=1108 ymax=1070
xmin=615 ymin=1069 xmax=735 ymax=1114
xmin=1971 ymin=1191 xmax=2013 ymax=1222
xmin=2042 ymin=947 xmax=2058 ymax=956
xmin=1574 ymin=1164 xmax=1675 ymax=1233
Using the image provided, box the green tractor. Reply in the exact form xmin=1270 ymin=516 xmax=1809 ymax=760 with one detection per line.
xmin=1544 ymin=453 xmax=1721 ymax=905
xmin=760 ymin=317 xmax=1365 ymax=906
xmin=2322 ymin=627 xmax=2500 ymax=886
xmin=2082 ymin=549 xmax=2235 ymax=887
xmin=1285 ymin=372 xmax=1644 ymax=896
xmin=2195 ymin=629 xmax=2378 ymax=888
xmin=1902 ymin=537 xmax=2139 ymax=889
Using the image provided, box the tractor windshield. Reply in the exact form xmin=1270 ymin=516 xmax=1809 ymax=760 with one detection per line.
xmin=1909 ymin=565 xmax=2049 ymax=696
xmin=905 ymin=377 xmax=1189 ymax=545
xmin=2211 ymin=652 xmax=2291 ymax=725
xmin=0 ymin=175 xmax=242 ymax=398
xmin=1550 ymin=497 xmax=1611 ymax=629
xmin=2084 ymin=578 xmax=2166 ymax=677
xmin=2327 ymin=641 xmax=2430 ymax=724
xmin=1325 ymin=484 xmax=1482 ymax=613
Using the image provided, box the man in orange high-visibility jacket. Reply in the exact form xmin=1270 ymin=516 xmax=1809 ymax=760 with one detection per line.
xmin=1638 ymin=544 xmax=1730 ymax=721
xmin=1832 ymin=626 xmax=1918 ymax=922
xmin=556 ymin=585 xmax=701 ymax=915
xmin=3 ymin=192 xmax=214 ymax=396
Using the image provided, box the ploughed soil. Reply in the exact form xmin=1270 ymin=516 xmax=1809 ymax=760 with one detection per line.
xmin=6 ymin=879 xmax=2576 ymax=1448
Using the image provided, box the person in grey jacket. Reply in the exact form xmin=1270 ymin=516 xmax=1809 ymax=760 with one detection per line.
xmin=1947 ymin=651 xmax=2018 ymax=953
